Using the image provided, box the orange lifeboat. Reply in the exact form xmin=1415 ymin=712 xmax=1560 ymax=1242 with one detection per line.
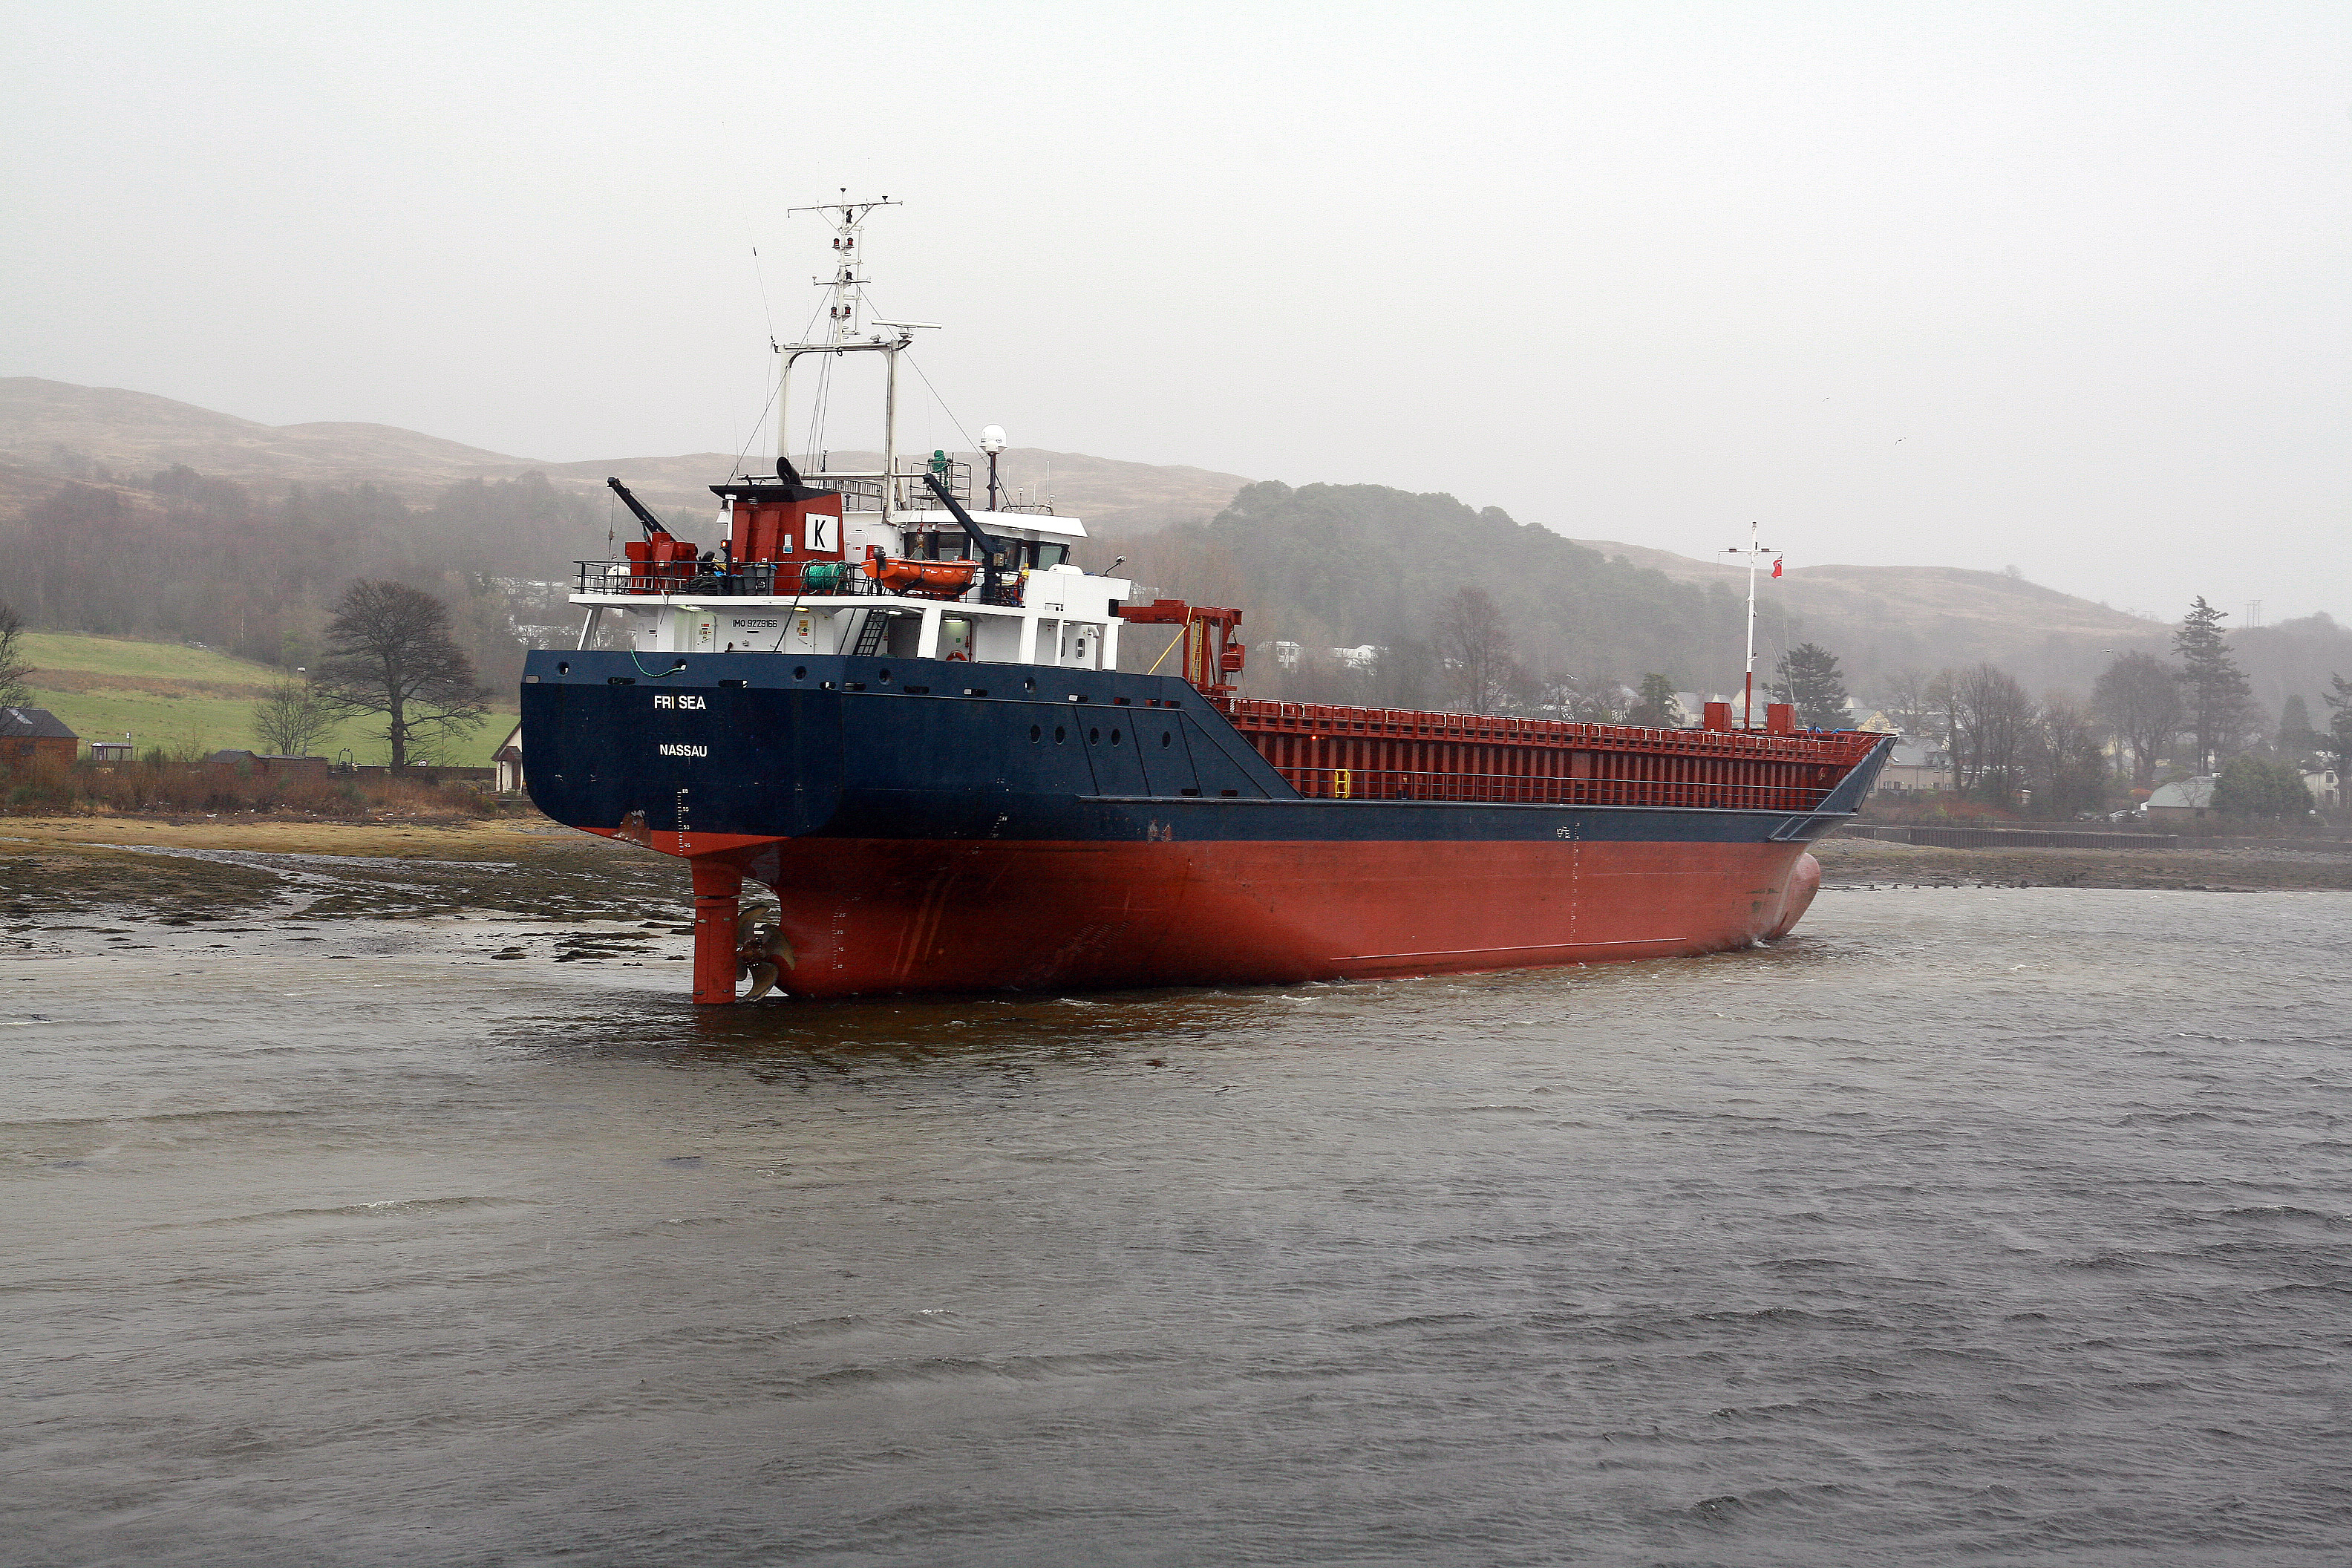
xmin=864 ymin=555 xmax=979 ymax=599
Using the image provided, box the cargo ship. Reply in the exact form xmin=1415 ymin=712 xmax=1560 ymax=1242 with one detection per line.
xmin=521 ymin=199 xmax=1892 ymax=1002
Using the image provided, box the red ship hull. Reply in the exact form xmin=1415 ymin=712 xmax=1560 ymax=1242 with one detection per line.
xmin=658 ymin=834 xmax=1823 ymax=998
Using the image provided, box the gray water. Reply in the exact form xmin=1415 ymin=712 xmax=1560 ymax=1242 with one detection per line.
xmin=7 ymin=888 xmax=2351 ymax=1566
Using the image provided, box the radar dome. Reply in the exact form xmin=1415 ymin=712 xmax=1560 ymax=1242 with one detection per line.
xmin=979 ymin=425 xmax=1007 ymax=454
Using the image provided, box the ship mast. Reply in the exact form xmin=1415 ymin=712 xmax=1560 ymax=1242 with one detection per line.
xmin=773 ymin=193 xmax=932 ymax=530
xmin=1720 ymin=520 xmax=1778 ymax=730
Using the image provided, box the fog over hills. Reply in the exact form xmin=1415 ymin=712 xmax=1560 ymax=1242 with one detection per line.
xmin=0 ymin=378 xmax=1249 ymax=536
xmin=1566 ymin=537 xmax=2169 ymax=696
xmin=4 ymin=376 xmax=2340 ymax=722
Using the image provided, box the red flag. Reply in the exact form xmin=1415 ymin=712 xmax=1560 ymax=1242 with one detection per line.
xmin=1771 ymin=558 xmax=1783 ymax=578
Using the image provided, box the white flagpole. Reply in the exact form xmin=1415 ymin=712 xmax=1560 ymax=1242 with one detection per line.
xmin=1722 ymin=521 xmax=1777 ymax=731
xmin=1745 ymin=520 xmax=1758 ymax=730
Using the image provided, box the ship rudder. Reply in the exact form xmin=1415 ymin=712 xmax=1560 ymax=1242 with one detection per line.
xmin=690 ymin=858 xmax=744 ymax=1004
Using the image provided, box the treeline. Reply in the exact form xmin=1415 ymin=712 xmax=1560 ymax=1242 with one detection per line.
xmin=1875 ymin=596 xmax=2350 ymax=820
xmin=0 ymin=467 xmax=605 ymax=685
xmin=1119 ymin=481 xmax=1789 ymax=708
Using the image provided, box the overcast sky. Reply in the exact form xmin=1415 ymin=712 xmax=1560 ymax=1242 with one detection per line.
xmin=6 ymin=1 xmax=2348 ymax=623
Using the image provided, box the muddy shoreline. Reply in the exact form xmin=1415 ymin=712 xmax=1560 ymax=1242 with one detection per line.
xmin=0 ymin=815 xmax=690 ymax=929
xmin=1815 ymin=834 xmax=2352 ymax=892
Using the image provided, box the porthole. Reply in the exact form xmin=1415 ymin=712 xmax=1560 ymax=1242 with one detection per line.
xmin=793 ymin=665 xmax=807 ymax=680
xmin=1054 ymin=725 xmax=1067 ymax=744
xmin=1029 ymin=725 xmax=1042 ymax=742
xmin=878 ymin=668 xmax=891 ymax=682
xmin=1088 ymin=728 xmax=1100 ymax=745
xmin=1160 ymin=731 xmax=1172 ymax=747
xmin=1110 ymin=728 xmax=1121 ymax=745
xmin=555 ymin=661 xmax=570 ymax=675
xmin=1024 ymin=677 xmax=1037 ymax=692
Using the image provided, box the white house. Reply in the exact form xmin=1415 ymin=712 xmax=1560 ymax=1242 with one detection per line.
xmin=2307 ymin=766 xmax=2342 ymax=813
xmin=493 ymin=721 xmax=524 ymax=794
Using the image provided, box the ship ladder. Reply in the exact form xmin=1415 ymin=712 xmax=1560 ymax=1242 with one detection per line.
xmin=850 ymin=609 xmax=890 ymax=658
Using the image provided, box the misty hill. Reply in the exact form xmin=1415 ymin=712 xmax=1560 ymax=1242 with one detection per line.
xmin=1131 ymin=483 xmax=2339 ymax=718
xmin=5 ymin=377 xmax=2341 ymax=723
xmin=1123 ymin=483 xmax=1760 ymax=707
xmin=1 ymin=377 xmax=523 ymax=491
xmin=0 ymin=377 xmax=1250 ymax=536
xmin=1567 ymin=537 xmax=2169 ymax=696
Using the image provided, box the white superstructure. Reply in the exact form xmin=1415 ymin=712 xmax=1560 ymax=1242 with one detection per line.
xmin=570 ymin=197 xmax=1134 ymax=671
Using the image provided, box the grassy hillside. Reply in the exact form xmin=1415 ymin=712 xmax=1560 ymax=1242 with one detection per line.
xmin=18 ymin=631 xmax=515 ymax=766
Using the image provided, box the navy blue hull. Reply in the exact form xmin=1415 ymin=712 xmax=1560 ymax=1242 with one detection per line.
xmin=521 ymin=650 xmax=1889 ymax=849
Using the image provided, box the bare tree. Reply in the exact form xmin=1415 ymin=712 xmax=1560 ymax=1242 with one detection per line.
xmin=251 ymin=673 xmax=336 ymax=757
xmin=2092 ymin=650 xmax=2184 ymax=786
xmin=316 ymin=581 xmax=486 ymax=771
xmin=1435 ymin=587 xmax=1518 ymax=716
xmin=2031 ymin=694 xmax=2110 ymax=817
xmin=1879 ymin=666 xmax=1938 ymax=739
xmin=0 ymin=600 xmax=32 ymax=710
xmin=1946 ymin=662 xmax=2038 ymax=803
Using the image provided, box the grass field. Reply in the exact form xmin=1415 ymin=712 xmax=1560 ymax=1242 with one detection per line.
xmin=16 ymin=632 xmax=517 ymax=767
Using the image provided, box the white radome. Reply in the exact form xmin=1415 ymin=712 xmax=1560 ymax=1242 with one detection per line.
xmin=979 ymin=424 xmax=1007 ymax=454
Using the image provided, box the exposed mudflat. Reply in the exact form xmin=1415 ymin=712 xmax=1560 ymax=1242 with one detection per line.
xmin=0 ymin=814 xmax=690 ymax=930
xmin=1816 ymin=833 xmax=2352 ymax=892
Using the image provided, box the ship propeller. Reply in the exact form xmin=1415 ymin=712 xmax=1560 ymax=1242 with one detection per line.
xmin=734 ymin=892 xmax=794 ymax=1002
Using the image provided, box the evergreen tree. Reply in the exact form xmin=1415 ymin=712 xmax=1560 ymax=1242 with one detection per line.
xmin=2212 ymin=756 xmax=2313 ymax=820
xmin=1772 ymin=642 xmax=1849 ymax=728
xmin=2278 ymin=694 xmax=2317 ymax=757
xmin=1627 ymin=673 xmax=1681 ymax=727
xmin=2172 ymin=597 xmax=2253 ymax=772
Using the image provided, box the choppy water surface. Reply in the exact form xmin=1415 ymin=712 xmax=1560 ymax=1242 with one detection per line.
xmin=6 ymin=888 xmax=2351 ymax=1566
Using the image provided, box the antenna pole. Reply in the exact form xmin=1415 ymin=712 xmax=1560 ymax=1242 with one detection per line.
xmin=1745 ymin=520 xmax=1757 ymax=730
xmin=1722 ymin=520 xmax=1777 ymax=730
xmin=776 ymin=192 xmax=901 ymax=474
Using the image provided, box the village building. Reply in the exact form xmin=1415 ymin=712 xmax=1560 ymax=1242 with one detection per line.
xmin=1869 ymin=736 xmax=1952 ymax=794
xmin=2144 ymin=775 xmax=2217 ymax=824
xmin=493 ymin=721 xmax=524 ymax=794
xmin=2306 ymin=765 xmax=2342 ymax=814
xmin=1 ymin=707 xmax=79 ymax=769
